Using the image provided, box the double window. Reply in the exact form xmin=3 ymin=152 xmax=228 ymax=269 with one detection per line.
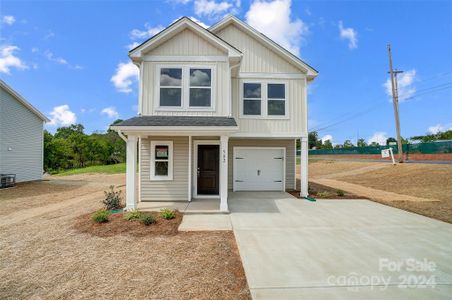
xmin=242 ymin=81 xmax=287 ymax=118
xmin=158 ymin=66 xmax=213 ymax=109
xmin=150 ymin=141 xmax=173 ymax=181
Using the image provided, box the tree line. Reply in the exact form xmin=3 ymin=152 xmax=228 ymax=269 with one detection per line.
xmin=44 ymin=120 xmax=125 ymax=173
xmin=307 ymin=130 xmax=452 ymax=149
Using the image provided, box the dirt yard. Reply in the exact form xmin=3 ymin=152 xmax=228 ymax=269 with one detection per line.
xmin=0 ymin=174 xmax=250 ymax=299
xmin=304 ymin=160 xmax=452 ymax=223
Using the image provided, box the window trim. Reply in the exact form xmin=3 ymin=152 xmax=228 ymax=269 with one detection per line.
xmin=150 ymin=141 xmax=173 ymax=181
xmin=155 ymin=64 xmax=215 ymax=112
xmin=239 ymin=79 xmax=289 ymax=119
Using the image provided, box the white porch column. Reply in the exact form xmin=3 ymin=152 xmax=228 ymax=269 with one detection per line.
xmin=220 ymin=135 xmax=229 ymax=212
xmin=126 ymin=135 xmax=138 ymax=210
xmin=300 ymin=136 xmax=309 ymax=198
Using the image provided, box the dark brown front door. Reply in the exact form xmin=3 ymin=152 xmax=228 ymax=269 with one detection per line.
xmin=197 ymin=145 xmax=219 ymax=195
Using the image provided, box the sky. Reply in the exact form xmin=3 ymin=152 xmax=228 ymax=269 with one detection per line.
xmin=1 ymin=0 xmax=451 ymax=145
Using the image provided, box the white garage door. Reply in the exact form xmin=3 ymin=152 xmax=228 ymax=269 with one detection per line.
xmin=233 ymin=148 xmax=285 ymax=191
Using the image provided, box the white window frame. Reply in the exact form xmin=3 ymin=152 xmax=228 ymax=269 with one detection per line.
xmin=239 ymin=79 xmax=288 ymax=119
xmin=155 ymin=64 xmax=215 ymax=112
xmin=150 ymin=141 xmax=173 ymax=181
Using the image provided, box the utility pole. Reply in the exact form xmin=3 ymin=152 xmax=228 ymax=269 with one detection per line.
xmin=387 ymin=44 xmax=404 ymax=163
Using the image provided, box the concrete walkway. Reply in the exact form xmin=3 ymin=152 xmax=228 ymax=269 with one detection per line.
xmin=229 ymin=192 xmax=452 ymax=299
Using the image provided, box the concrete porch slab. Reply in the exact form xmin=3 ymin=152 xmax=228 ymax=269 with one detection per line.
xmin=185 ymin=199 xmax=221 ymax=213
xmin=179 ymin=214 xmax=232 ymax=231
xmin=138 ymin=201 xmax=188 ymax=212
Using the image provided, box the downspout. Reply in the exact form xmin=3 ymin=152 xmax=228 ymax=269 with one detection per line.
xmin=229 ymin=61 xmax=241 ymax=118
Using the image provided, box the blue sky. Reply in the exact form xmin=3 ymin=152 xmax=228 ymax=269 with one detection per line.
xmin=1 ymin=0 xmax=451 ymax=145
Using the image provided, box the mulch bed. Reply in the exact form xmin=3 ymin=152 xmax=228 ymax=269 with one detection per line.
xmin=73 ymin=210 xmax=183 ymax=237
xmin=289 ymin=181 xmax=367 ymax=199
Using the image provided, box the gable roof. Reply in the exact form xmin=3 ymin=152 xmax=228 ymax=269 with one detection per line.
xmin=0 ymin=80 xmax=49 ymax=122
xmin=209 ymin=15 xmax=318 ymax=79
xmin=129 ymin=17 xmax=242 ymax=61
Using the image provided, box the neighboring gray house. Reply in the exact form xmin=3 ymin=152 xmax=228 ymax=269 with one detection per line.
xmin=112 ymin=16 xmax=318 ymax=212
xmin=0 ymin=80 xmax=49 ymax=182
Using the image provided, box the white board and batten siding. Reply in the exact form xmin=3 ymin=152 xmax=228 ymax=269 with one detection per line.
xmin=0 ymin=87 xmax=44 ymax=182
xmin=216 ymin=23 xmax=307 ymax=137
xmin=140 ymin=28 xmax=231 ymax=117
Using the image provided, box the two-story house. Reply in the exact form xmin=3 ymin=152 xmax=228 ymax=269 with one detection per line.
xmin=111 ymin=15 xmax=318 ymax=212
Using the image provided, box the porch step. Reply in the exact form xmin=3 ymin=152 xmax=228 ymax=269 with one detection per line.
xmin=178 ymin=214 xmax=232 ymax=231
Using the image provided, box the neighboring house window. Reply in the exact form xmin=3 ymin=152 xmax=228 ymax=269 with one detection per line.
xmin=243 ymin=83 xmax=261 ymax=115
xmin=160 ymin=68 xmax=182 ymax=107
xmin=157 ymin=66 xmax=214 ymax=110
xmin=189 ymin=68 xmax=212 ymax=107
xmin=241 ymin=81 xmax=287 ymax=118
xmin=267 ymin=83 xmax=285 ymax=116
xmin=150 ymin=141 xmax=173 ymax=180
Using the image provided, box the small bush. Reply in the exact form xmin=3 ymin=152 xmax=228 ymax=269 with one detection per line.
xmin=317 ymin=191 xmax=331 ymax=198
xmin=103 ymin=185 xmax=123 ymax=210
xmin=160 ymin=208 xmax=176 ymax=220
xmin=91 ymin=209 xmax=111 ymax=223
xmin=123 ymin=210 xmax=144 ymax=221
xmin=141 ymin=214 xmax=156 ymax=226
xmin=336 ymin=190 xmax=345 ymax=197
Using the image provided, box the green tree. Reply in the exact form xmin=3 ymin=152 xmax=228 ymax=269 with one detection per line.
xmin=343 ymin=140 xmax=354 ymax=148
xmin=308 ymin=131 xmax=319 ymax=149
xmin=323 ymin=139 xmax=333 ymax=149
xmin=357 ymin=138 xmax=367 ymax=147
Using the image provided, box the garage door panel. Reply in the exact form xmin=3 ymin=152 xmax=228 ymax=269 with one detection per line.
xmin=234 ymin=148 xmax=284 ymax=191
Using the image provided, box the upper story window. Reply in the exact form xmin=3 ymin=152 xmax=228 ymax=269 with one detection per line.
xmin=189 ymin=68 xmax=212 ymax=107
xmin=160 ymin=68 xmax=182 ymax=107
xmin=157 ymin=65 xmax=214 ymax=110
xmin=241 ymin=81 xmax=288 ymax=118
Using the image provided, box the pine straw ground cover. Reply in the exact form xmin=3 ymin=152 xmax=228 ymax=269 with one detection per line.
xmin=0 ymin=205 xmax=250 ymax=299
xmin=290 ymin=181 xmax=367 ymax=200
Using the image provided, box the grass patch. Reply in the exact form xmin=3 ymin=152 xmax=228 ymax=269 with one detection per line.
xmin=55 ymin=163 xmax=126 ymax=176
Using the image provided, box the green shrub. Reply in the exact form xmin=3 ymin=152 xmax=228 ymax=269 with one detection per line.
xmin=91 ymin=209 xmax=111 ymax=223
xmin=160 ymin=208 xmax=176 ymax=220
xmin=123 ymin=210 xmax=144 ymax=221
xmin=317 ymin=191 xmax=331 ymax=198
xmin=141 ymin=214 xmax=156 ymax=226
xmin=102 ymin=185 xmax=123 ymax=210
xmin=336 ymin=190 xmax=345 ymax=197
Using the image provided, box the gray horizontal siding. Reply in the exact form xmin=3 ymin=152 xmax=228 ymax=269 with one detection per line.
xmin=228 ymin=138 xmax=295 ymax=190
xmin=0 ymin=87 xmax=43 ymax=182
xmin=140 ymin=136 xmax=189 ymax=201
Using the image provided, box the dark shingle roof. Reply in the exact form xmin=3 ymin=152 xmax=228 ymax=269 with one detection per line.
xmin=114 ymin=116 xmax=237 ymax=127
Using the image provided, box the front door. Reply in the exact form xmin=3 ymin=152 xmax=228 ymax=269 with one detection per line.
xmin=197 ymin=145 xmax=219 ymax=195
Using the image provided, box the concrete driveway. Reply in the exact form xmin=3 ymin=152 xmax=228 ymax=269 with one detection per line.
xmin=229 ymin=192 xmax=452 ymax=299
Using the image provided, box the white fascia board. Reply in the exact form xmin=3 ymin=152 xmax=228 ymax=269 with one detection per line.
xmin=209 ymin=16 xmax=318 ymax=78
xmin=0 ymin=80 xmax=50 ymax=122
xmin=110 ymin=125 xmax=239 ymax=135
xmin=230 ymin=132 xmax=307 ymax=139
xmin=130 ymin=18 xmax=241 ymax=60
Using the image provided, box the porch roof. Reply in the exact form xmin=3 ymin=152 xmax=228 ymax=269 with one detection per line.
xmin=113 ymin=116 xmax=237 ymax=127
xmin=110 ymin=116 xmax=238 ymax=135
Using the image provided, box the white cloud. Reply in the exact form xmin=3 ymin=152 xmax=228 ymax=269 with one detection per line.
xmin=101 ymin=106 xmax=119 ymax=119
xmin=187 ymin=16 xmax=209 ymax=28
xmin=126 ymin=41 xmax=141 ymax=50
xmin=130 ymin=24 xmax=165 ymax=40
xmin=194 ymin=0 xmax=237 ymax=18
xmin=2 ymin=15 xmax=15 ymax=25
xmin=111 ymin=62 xmax=139 ymax=93
xmin=338 ymin=21 xmax=358 ymax=49
xmin=428 ymin=123 xmax=452 ymax=134
xmin=384 ymin=69 xmax=416 ymax=102
xmin=48 ymin=105 xmax=76 ymax=126
xmin=245 ymin=0 xmax=308 ymax=56
xmin=43 ymin=50 xmax=83 ymax=70
xmin=368 ymin=132 xmax=387 ymax=145
xmin=0 ymin=45 xmax=28 ymax=74
xmin=321 ymin=134 xmax=333 ymax=143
